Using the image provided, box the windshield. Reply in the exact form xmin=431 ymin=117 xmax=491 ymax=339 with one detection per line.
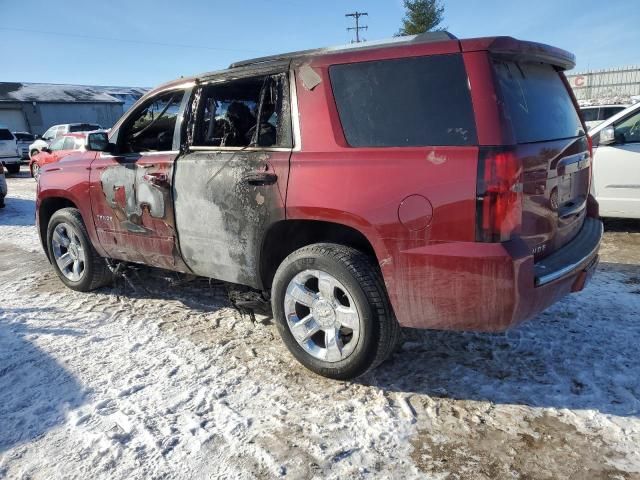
xmin=493 ymin=60 xmax=584 ymax=143
xmin=0 ymin=129 xmax=14 ymax=140
xmin=14 ymin=133 xmax=35 ymax=141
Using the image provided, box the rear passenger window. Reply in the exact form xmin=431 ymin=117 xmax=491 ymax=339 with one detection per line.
xmin=329 ymin=54 xmax=477 ymax=147
xmin=62 ymin=137 xmax=75 ymax=150
xmin=580 ymin=108 xmax=599 ymax=122
xmin=601 ymin=107 xmax=623 ymax=120
xmin=193 ymin=73 xmax=291 ymax=148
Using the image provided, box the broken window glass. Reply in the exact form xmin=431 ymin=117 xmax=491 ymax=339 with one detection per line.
xmin=193 ymin=73 xmax=291 ymax=148
xmin=121 ymin=90 xmax=184 ymax=153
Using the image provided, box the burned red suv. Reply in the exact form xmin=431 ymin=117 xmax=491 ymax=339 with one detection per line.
xmin=36 ymin=32 xmax=602 ymax=379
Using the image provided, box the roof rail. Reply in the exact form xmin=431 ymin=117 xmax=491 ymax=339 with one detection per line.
xmin=229 ymin=31 xmax=457 ymax=69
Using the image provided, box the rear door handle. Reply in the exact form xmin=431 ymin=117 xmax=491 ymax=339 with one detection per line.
xmin=243 ymin=171 xmax=278 ymax=186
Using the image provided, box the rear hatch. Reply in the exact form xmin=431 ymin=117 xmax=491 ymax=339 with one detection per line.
xmin=492 ymin=59 xmax=590 ymax=260
xmin=0 ymin=129 xmax=17 ymax=157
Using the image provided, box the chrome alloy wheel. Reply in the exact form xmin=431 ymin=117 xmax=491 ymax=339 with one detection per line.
xmin=51 ymin=222 xmax=86 ymax=282
xmin=32 ymin=163 xmax=40 ymax=181
xmin=284 ymin=269 xmax=361 ymax=362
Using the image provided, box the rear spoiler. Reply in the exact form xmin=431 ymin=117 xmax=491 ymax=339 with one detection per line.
xmin=461 ymin=36 xmax=575 ymax=71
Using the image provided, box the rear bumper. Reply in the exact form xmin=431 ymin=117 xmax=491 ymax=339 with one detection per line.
xmin=0 ymin=155 xmax=21 ymax=164
xmin=387 ymin=216 xmax=603 ymax=331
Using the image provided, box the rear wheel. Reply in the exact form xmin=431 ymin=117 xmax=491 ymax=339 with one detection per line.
xmin=47 ymin=208 xmax=112 ymax=291
xmin=6 ymin=164 xmax=20 ymax=174
xmin=271 ymin=243 xmax=399 ymax=380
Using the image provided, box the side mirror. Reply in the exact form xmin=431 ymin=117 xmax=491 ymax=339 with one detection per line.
xmin=86 ymin=132 xmax=112 ymax=152
xmin=599 ymin=126 xmax=616 ymax=145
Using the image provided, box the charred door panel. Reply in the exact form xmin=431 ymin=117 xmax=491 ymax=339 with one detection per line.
xmin=90 ymin=152 xmax=189 ymax=271
xmin=173 ymin=149 xmax=289 ymax=288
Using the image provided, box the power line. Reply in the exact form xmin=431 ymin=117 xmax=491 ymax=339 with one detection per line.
xmin=345 ymin=12 xmax=368 ymax=43
xmin=0 ymin=27 xmax=269 ymax=54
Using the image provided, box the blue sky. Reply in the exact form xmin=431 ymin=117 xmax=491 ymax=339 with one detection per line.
xmin=1 ymin=0 xmax=638 ymax=87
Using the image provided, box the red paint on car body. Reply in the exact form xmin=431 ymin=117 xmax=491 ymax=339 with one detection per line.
xmin=36 ymin=34 xmax=601 ymax=333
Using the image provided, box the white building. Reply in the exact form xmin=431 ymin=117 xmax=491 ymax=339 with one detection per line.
xmin=566 ymin=66 xmax=640 ymax=105
xmin=0 ymin=82 xmax=147 ymax=134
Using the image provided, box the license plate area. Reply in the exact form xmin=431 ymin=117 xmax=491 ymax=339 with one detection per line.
xmin=558 ymin=174 xmax=573 ymax=204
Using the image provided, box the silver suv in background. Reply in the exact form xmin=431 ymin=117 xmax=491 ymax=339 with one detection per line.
xmin=29 ymin=123 xmax=102 ymax=158
xmin=13 ymin=132 xmax=35 ymax=160
xmin=0 ymin=128 xmax=21 ymax=174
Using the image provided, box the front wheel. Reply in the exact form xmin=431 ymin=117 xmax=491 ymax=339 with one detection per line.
xmin=47 ymin=208 xmax=112 ymax=291
xmin=271 ymin=243 xmax=399 ymax=380
xmin=30 ymin=162 xmax=40 ymax=181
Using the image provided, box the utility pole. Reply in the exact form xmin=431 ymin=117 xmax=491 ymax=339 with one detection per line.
xmin=346 ymin=11 xmax=368 ymax=43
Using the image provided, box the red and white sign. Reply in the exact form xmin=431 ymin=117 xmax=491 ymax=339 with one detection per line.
xmin=568 ymin=75 xmax=589 ymax=88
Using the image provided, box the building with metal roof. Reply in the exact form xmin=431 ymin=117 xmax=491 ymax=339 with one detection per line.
xmin=0 ymin=82 xmax=147 ymax=134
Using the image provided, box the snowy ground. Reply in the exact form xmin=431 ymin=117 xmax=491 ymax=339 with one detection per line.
xmin=1 ymin=167 xmax=640 ymax=479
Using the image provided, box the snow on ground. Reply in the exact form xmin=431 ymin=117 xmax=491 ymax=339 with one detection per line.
xmin=1 ymin=168 xmax=640 ymax=479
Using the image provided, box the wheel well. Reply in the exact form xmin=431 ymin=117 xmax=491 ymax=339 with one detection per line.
xmin=38 ymin=197 xmax=77 ymax=260
xmin=260 ymin=220 xmax=378 ymax=289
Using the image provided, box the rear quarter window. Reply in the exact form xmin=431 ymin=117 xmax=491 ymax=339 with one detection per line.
xmin=329 ymin=54 xmax=477 ymax=147
xmin=493 ymin=60 xmax=584 ymax=143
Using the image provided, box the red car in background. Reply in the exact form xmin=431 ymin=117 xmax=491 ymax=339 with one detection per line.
xmin=30 ymin=133 xmax=87 ymax=180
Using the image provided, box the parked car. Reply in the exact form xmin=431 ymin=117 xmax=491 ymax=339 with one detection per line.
xmin=13 ymin=132 xmax=35 ymax=160
xmin=0 ymin=163 xmax=6 ymax=208
xmin=29 ymin=123 xmax=102 ymax=158
xmin=36 ymin=33 xmax=602 ymax=379
xmin=30 ymin=133 xmax=87 ymax=181
xmin=580 ymin=104 xmax=628 ymax=130
xmin=590 ymin=102 xmax=640 ymax=218
xmin=0 ymin=128 xmax=22 ymax=174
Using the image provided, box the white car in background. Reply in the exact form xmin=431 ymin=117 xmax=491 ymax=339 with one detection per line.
xmin=581 ymin=104 xmax=628 ymax=130
xmin=590 ymin=102 xmax=640 ymax=219
xmin=28 ymin=122 xmax=102 ymax=158
xmin=0 ymin=127 xmax=22 ymax=175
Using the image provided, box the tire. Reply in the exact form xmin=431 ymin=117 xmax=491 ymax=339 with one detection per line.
xmin=30 ymin=162 xmax=40 ymax=181
xmin=271 ymin=243 xmax=400 ymax=380
xmin=47 ymin=208 xmax=112 ymax=292
xmin=6 ymin=164 xmax=20 ymax=174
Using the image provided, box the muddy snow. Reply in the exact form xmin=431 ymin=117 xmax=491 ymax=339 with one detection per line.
xmin=1 ymin=168 xmax=639 ymax=479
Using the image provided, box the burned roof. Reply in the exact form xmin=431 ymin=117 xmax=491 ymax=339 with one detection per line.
xmin=0 ymin=82 xmax=126 ymax=103
xmin=228 ymin=31 xmax=458 ymax=69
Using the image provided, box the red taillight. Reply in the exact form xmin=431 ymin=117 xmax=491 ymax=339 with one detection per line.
xmin=476 ymin=147 xmax=523 ymax=242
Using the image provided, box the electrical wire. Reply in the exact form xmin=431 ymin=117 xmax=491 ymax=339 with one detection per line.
xmin=0 ymin=27 xmax=270 ymax=54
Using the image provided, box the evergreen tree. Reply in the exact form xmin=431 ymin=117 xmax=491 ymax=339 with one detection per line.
xmin=397 ymin=0 xmax=445 ymax=36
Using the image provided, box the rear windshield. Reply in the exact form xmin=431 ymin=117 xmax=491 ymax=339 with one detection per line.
xmin=69 ymin=124 xmax=101 ymax=132
xmin=14 ymin=132 xmax=34 ymax=141
xmin=329 ymin=54 xmax=477 ymax=147
xmin=0 ymin=129 xmax=14 ymax=140
xmin=493 ymin=60 xmax=584 ymax=143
